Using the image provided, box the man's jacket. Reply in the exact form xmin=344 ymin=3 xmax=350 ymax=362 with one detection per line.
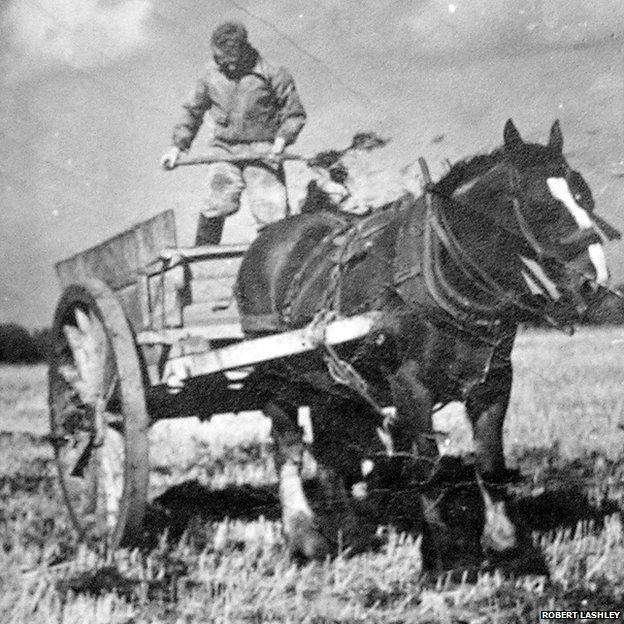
xmin=172 ymin=49 xmax=306 ymax=150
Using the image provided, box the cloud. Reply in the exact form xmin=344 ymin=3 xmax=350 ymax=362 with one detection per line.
xmin=253 ymin=0 xmax=624 ymax=62
xmin=1 ymin=0 xmax=152 ymax=79
xmin=405 ymin=0 xmax=624 ymax=56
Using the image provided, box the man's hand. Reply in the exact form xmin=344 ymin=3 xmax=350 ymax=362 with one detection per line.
xmin=160 ymin=146 xmax=181 ymax=170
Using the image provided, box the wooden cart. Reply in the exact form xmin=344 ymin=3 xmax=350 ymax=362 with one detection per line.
xmin=48 ymin=208 xmax=380 ymax=548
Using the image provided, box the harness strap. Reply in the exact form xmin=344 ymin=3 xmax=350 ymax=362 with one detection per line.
xmin=421 ymin=162 xmax=595 ymax=332
xmin=511 ymin=196 xmax=546 ymax=260
xmin=428 ymin=207 xmax=511 ymax=317
xmin=420 ymin=161 xmax=505 ymax=328
xmin=422 ymin=183 xmax=477 ymax=324
xmin=419 ymin=158 xmax=574 ymax=333
xmin=435 ymin=206 xmax=508 ymax=300
xmin=240 ymin=312 xmax=282 ymax=333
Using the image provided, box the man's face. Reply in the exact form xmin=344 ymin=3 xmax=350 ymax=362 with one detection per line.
xmin=212 ymin=42 xmax=244 ymax=76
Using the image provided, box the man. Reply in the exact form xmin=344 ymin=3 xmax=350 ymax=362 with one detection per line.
xmin=303 ymin=132 xmax=423 ymax=216
xmin=161 ymin=21 xmax=306 ymax=243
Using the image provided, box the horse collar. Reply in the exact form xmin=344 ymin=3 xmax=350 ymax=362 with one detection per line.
xmin=422 ymin=167 xmax=577 ymax=335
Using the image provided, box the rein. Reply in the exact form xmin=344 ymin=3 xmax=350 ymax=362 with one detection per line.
xmin=419 ymin=159 xmax=574 ymax=334
xmin=428 ymin=161 xmax=620 ymax=299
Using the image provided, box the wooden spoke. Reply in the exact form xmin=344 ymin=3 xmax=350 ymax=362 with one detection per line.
xmin=61 ymin=309 xmax=110 ymax=405
xmin=96 ymin=425 xmax=125 ymax=532
xmin=69 ymin=435 xmax=94 ymax=477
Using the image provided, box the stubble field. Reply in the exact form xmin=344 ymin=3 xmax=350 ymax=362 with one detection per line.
xmin=1 ymin=327 xmax=624 ymax=623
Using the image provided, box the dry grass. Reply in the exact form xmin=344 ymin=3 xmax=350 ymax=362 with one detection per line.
xmin=1 ymin=327 xmax=624 ymax=623
xmin=507 ymin=326 xmax=624 ymax=460
xmin=0 ymin=365 xmax=48 ymax=434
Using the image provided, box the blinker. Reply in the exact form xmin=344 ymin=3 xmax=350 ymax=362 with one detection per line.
xmin=557 ymin=228 xmax=603 ymax=261
xmin=591 ymin=213 xmax=622 ymax=242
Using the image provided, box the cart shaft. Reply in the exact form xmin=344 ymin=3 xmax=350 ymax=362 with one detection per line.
xmin=159 ymin=312 xmax=382 ymax=388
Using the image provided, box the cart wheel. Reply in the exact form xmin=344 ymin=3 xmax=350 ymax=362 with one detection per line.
xmin=48 ymin=279 xmax=149 ymax=549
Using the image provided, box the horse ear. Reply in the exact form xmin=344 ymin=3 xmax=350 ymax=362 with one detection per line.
xmin=548 ymin=119 xmax=563 ymax=153
xmin=503 ymin=119 xmax=523 ymax=150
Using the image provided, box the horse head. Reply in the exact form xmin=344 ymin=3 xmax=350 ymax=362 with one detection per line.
xmin=501 ymin=119 xmax=614 ymax=323
xmin=435 ymin=119 xmax=616 ymax=327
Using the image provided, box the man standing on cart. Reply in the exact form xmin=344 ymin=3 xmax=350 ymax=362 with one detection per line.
xmin=161 ymin=21 xmax=307 ymax=244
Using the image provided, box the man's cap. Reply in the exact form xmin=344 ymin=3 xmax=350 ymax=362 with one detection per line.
xmin=211 ymin=21 xmax=248 ymax=50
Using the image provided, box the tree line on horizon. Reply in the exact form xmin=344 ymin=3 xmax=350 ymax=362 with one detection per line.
xmin=1 ymin=285 xmax=623 ymax=363
xmin=0 ymin=324 xmax=51 ymax=363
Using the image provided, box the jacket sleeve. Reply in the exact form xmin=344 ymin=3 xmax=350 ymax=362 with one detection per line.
xmin=172 ymin=74 xmax=212 ymax=151
xmin=271 ymin=67 xmax=306 ymax=145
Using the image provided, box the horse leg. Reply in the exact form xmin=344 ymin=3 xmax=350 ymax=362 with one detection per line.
xmin=465 ymin=364 xmax=512 ymax=479
xmin=389 ymin=359 xmax=438 ymax=458
xmin=476 ymin=475 xmax=517 ymax=556
xmin=309 ymin=397 xmax=380 ymax=553
xmin=264 ymin=401 xmax=329 ymax=560
xmin=465 ymin=367 xmax=546 ymax=567
xmin=388 ymin=360 xmax=446 ymax=570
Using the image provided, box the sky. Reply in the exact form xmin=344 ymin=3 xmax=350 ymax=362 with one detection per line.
xmin=1 ymin=0 xmax=623 ymax=326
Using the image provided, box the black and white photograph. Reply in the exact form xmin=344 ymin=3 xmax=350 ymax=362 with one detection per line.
xmin=1 ymin=1 xmax=624 ymax=621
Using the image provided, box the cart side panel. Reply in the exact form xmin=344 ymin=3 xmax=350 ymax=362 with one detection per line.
xmin=55 ymin=211 xmax=176 ymax=288
xmin=55 ymin=228 xmax=139 ymax=291
xmin=55 ymin=211 xmax=177 ymax=332
xmin=134 ymin=210 xmax=177 ymax=266
xmin=115 ymin=283 xmax=144 ymax=331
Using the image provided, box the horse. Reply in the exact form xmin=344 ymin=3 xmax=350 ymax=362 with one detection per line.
xmin=235 ymin=119 xmax=613 ymax=565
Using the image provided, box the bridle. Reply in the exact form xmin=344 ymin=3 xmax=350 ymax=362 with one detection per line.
xmin=420 ymin=158 xmax=607 ymax=335
xmin=506 ymin=166 xmax=603 ymax=263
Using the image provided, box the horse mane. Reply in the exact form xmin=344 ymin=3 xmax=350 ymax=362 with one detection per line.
xmin=433 ymin=148 xmax=506 ymax=196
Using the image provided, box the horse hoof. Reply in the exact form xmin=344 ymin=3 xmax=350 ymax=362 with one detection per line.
xmin=483 ymin=545 xmax=550 ymax=577
xmin=285 ymin=513 xmax=330 ymax=561
xmin=481 ymin=506 xmax=518 ymax=554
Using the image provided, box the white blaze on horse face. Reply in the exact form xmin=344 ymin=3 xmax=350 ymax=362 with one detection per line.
xmin=520 ymin=256 xmax=561 ymax=300
xmin=587 ymin=244 xmax=609 ymax=285
xmin=547 ymin=177 xmax=592 ymax=228
xmin=547 ymin=177 xmax=609 ymax=285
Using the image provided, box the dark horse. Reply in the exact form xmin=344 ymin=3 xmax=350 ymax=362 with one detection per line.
xmin=235 ymin=120 xmax=612 ymax=565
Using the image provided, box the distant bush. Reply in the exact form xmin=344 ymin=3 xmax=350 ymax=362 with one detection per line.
xmin=30 ymin=328 xmax=52 ymax=360
xmin=0 ymin=324 xmax=50 ymax=363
